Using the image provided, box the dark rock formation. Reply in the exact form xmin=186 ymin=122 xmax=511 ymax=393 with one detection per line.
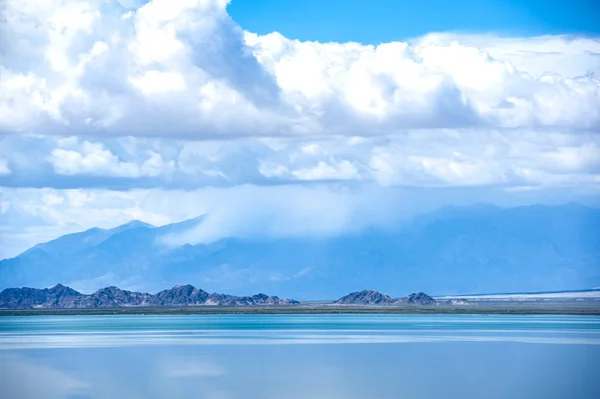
xmin=334 ymin=290 xmax=439 ymax=305
xmin=150 ymin=284 xmax=209 ymax=306
xmin=203 ymin=292 xmax=297 ymax=306
xmin=250 ymin=293 xmax=297 ymax=305
xmin=0 ymin=284 xmax=299 ymax=309
xmin=334 ymin=290 xmax=398 ymax=305
xmin=400 ymin=292 xmax=437 ymax=305
xmin=0 ymin=284 xmax=81 ymax=309
xmin=78 ymin=286 xmax=153 ymax=307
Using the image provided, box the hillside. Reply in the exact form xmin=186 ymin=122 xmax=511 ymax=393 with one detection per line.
xmin=334 ymin=290 xmax=437 ymax=305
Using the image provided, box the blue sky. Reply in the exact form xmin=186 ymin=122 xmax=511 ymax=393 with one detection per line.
xmin=229 ymin=0 xmax=600 ymax=42
xmin=0 ymin=0 xmax=599 ymax=259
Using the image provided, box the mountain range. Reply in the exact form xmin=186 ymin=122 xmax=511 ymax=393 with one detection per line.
xmin=0 ymin=284 xmax=298 ymax=309
xmin=0 ymin=285 xmax=450 ymax=309
xmin=334 ymin=290 xmax=439 ymax=305
xmin=1 ymin=203 xmax=598 ymax=299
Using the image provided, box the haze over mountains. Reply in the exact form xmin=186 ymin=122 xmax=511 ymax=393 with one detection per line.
xmin=0 ymin=203 xmax=598 ymax=300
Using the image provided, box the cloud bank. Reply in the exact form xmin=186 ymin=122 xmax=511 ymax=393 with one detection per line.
xmin=1 ymin=0 xmax=599 ymax=139
xmin=0 ymin=131 xmax=599 ymax=190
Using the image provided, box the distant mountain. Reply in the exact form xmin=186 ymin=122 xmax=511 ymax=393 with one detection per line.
xmin=334 ymin=290 xmax=438 ymax=305
xmin=335 ymin=290 xmax=398 ymax=305
xmin=1 ymin=203 xmax=598 ymax=299
xmin=0 ymin=284 xmax=298 ymax=309
xmin=400 ymin=292 xmax=436 ymax=305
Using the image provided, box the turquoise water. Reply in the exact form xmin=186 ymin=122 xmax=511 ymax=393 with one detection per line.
xmin=1 ymin=314 xmax=599 ymax=398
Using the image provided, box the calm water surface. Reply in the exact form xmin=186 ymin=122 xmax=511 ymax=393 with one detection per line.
xmin=1 ymin=314 xmax=599 ymax=398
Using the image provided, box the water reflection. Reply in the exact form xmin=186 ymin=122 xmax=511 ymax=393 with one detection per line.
xmin=1 ymin=315 xmax=599 ymax=398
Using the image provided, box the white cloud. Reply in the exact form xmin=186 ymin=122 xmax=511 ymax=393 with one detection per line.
xmin=0 ymin=159 xmax=10 ymax=175
xmin=50 ymin=142 xmax=139 ymax=177
xmin=41 ymin=192 xmax=64 ymax=205
xmin=291 ymin=160 xmax=360 ymax=181
xmin=1 ymin=130 xmax=599 ymax=189
xmin=246 ymin=32 xmax=600 ymax=131
xmin=1 ymin=0 xmax=599 ymax=139
xmin=129 ymin=71 xmax=186 ymax=95
xmin=447 ymin=34 xmax=600 ymax=78
xmin=533 ymin=143 xmax=600 ymax=173
xmin=48 ymin=137 xmax=174 ymax=177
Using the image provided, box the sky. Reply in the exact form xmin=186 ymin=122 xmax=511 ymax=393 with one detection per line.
xmin=0 ymin=0 xmax=599 ymax=259
xmin=229 ymin=0 xmax=600 ymax=42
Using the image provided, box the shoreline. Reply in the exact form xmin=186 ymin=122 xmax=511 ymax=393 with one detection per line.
xmin=1 ymin=301 xmax=599 ymax=316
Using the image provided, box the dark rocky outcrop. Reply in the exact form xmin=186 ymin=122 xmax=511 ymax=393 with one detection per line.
xmin=204 ymin=292 xmax=297 ymax=306
xmin=0 ymin=284 xmax=299 ymax=309
xmin=150 ymin=284 xmax=209 ymax=306
xmin=399 ymin=292 xmax=437 ymax=305
xmin=334 ymin=290 xmax=438 ymax=305
xmin=0 ymin=284 xmax=81 ymax=309
xmin=77 ymin=286 xmax=153 ymax=307
xmin=334 ymin=290 xmax=398 ymax=305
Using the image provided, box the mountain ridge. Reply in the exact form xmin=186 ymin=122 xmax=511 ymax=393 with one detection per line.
xmin=0 ymin=284 xmax=299 ymax=309
xmin=334 ymin=290 xmax=439 ymax=305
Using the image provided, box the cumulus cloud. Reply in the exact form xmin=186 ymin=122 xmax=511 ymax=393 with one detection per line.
xmin=0 ymin=0 xmax=286 ymax=138
xmin=247 ymin=31 xmax=600 ymax=131
xmin=448 ymin=34 xmax=600 ymax=78
xmin=1 ymin=131 xmax=598 ymax=190
xmin=1 ymin=0 xmax=599 ymax=139
xmin=48 ymin=137 xmax=174 ymax=177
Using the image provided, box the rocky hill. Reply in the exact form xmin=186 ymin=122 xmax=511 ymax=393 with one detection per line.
xmin=0 ymin=284 xmax=299 ymax=309
xmin=399 ymin=292 xmax=437 ymax=305
xmin=334 ymin=290 xmax=441 ymax=305
xmin=334 ymin=290 xmax=398 ymax=305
